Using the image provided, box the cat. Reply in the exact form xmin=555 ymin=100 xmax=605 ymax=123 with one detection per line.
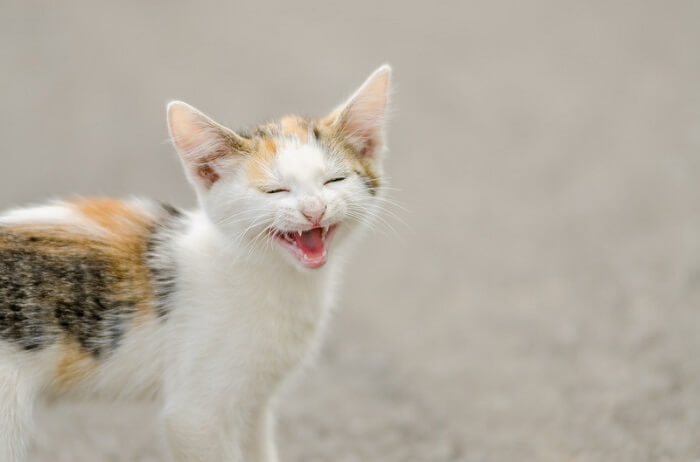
xmin=0 ymin=65 xmax=392 ymax=462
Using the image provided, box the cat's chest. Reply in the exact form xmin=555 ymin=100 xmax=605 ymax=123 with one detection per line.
xmin=190 ymin=271 xmax=328 ymax=365
xmin=233 ymin=282 xmax=324 ymax=352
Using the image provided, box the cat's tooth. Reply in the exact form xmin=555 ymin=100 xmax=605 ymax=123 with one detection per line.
xmin=298 ymin=230 xmax=302 ymax=237
xmin=322 ymin=226 xmax=329 ymax=238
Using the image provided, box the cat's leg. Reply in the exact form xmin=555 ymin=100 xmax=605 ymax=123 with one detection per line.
xmin=162 ymin=406 xmax=243 ymax=462
xmin=161 ymin=389 xmax=279 ymax=462
xmin=243 ymin=405 xmax=279 ymax=462
xmin=0 ymin=363 xmax=38 ymax=462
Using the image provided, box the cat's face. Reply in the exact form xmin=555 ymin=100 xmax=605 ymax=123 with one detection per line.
xmin=168 ymin=66 xmax=391 ymax=270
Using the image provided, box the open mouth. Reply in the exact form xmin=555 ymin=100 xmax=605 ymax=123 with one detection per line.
xmin=270 ymin=224 xmax=339 ymax=269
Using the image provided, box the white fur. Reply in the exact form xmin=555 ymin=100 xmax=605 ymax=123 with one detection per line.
xmin=0 ymin=65 xmax=391 ymax=461
xmin=0 ymin=203 xmax=88 ymax=227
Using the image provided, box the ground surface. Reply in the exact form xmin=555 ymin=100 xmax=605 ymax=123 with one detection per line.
xmin=2 ymin=1 xmax=700 ymax=461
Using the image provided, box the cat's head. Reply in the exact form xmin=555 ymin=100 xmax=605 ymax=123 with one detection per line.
xmin=167 ymin=65 xmax=391 ymax=270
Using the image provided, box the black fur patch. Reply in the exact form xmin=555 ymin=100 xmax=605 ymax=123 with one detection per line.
xmin=160 ymin=202 xmax=183 ymax=218
xmin=0 ymin=239 xmax=130 ymax=355
xmin=146 ymin=203 xmax=184 ymax=319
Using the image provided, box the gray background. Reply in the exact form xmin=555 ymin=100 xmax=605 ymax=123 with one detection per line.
xmin=2 ymin=1 xmax=700 ymax=461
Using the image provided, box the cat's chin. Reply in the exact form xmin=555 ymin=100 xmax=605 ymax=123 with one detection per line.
xmin=269 ymin=224 xmax=339 ymax=269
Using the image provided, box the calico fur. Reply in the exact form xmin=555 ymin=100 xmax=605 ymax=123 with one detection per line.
xmin=0 ymin=65 xmax=392 ymax=462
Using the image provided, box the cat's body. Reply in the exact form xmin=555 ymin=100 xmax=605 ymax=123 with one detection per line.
xmin=0 ymin=66 xmax=392 ymax=461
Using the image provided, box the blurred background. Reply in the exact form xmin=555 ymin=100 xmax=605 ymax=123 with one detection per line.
xmin=2 ymin=1 xmax=700 ymax=461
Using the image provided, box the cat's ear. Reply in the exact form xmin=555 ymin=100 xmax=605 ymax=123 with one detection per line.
xmin=167 ymin=101 xmax=251 ymax=190
xmin=323 ymin=65 xmax=391 ymax=160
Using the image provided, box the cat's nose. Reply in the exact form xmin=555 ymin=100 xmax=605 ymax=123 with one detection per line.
xmin=301 ymin=202 xmax=326 ymax=225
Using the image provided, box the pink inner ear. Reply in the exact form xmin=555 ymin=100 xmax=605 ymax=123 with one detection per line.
xmin=332 ymin=67 xmax=390 ymax=158
xmin=359 ymin=136 xmax=377 ymax=158
xmin=169 ymin=101 xmax=255 ymax=191
xmin=197 ymin=164 xmax=220 ymax=188
xmin=341 ymin=110 xmax=384 ymax=158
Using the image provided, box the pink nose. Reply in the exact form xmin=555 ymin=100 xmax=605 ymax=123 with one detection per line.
xmin=302 ymin=205 xmax=326 ymax=224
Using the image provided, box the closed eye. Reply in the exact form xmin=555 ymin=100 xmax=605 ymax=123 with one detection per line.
xmin=324 ymin=177 xmax=346 ymax=185
xmin=265 ymin=188 xmax=290 ymax=194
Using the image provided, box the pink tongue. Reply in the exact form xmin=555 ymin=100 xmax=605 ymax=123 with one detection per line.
xmin=293 ymin=228 xmax=325 ymax=255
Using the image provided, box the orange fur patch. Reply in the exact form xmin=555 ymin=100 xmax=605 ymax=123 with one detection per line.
xmin=247 ymin=136 xmax=278 ymax=186
xmin=54 ymin=340 xmax=97 ymax=388
xmin=75 ymin=198 xmax=150 ymax=235
xmin=71 ymin=198 xmax=158 ymax=322
xmin=280 ymin=116 xmax=309 ymax=143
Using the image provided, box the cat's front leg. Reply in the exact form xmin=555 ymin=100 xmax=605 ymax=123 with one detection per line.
xmin=162 ymin=398 xmax=280 ymax=462
xmin=242 ymin=405 xmax=279 ymax=462
xmin=162 ymin=407 xmax=243 ymax=462
xmin=0 ymin=364 xmax=37 ymax=462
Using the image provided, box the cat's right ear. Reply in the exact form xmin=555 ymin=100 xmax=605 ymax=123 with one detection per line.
xmin=167 ymin=101 xmax=251 ymax=190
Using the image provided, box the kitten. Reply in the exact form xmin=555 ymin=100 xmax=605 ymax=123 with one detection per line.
xmin=0 ymin=65 xmax=391 ymax=462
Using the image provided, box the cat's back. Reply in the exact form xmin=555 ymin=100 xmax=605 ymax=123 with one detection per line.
xmin=0 ymin=198 xmax=180 ymax=394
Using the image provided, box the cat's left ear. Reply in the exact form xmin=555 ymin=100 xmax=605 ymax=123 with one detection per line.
xmin=167 ymin=101 xmax=251 ymax=191
xmin=323 ymin=65 xmax=392 ymax=160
